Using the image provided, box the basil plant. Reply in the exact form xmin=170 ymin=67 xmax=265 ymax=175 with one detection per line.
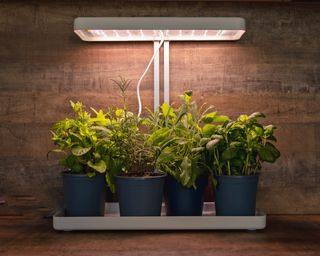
xmin=204 ymin=112 xmax=281 ymax=176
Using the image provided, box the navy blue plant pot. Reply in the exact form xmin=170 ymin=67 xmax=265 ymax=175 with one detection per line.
xmin=164 ymin=175 xmax=208 ymax=216
xmin=115 ymin=173 xmax=166 ymax=216
xmin=63 ymin=172 xmax=106 ymax=216
xmin=215 ymin=175 xmax=259 ymax=216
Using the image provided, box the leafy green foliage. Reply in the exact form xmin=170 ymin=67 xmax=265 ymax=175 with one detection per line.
xmin=50 ymin=77 xmax=158 ymax=193
xmin=50 ymin=101 xmax=113 ymax=178
xmin=104 ymin=78 xmax=157 ymax=178
xmin=205 ymin=112 xmax=280 ymax=176
xmin=147 ymin=91 xmax=227 ymax=188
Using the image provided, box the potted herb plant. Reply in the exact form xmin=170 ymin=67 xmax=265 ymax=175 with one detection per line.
xmin=108 ymin=78 xmax=166 ymax=216
xmin=205 ymin=112 xmax=280 ymax=216
xmin=50 ymin=101 xmax=113 ymax=216
xmin=148 ymin=91 xmax=228 ymax=216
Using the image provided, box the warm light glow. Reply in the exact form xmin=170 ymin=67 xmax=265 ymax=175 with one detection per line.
xmin=74 ymin=17 xmax=246 ymax=42
xmin=74 ymin=29 xmax=245 ymax=41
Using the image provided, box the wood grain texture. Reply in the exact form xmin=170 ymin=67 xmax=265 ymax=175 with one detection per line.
xmin=0 ymin=0 xmax=319 ymax=214
xmin=0 ymin=197 xmax=320 ymax=256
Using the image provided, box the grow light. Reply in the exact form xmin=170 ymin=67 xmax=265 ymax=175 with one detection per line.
xmin=74 ymin=17 xmax=246 ymax=41
xmin=74 ymin=17 xmax=246 ymax=113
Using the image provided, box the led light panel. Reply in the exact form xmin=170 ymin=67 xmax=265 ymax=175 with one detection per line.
xmin=74 ymin=17 xmax=246 ymax=41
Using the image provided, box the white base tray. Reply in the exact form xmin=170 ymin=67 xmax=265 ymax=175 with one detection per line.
xmin=53 ymin=202 xmax=266 ymax=231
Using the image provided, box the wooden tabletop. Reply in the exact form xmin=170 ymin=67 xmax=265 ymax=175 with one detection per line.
xmin=0 ymin=196 xmax=319 ymax=256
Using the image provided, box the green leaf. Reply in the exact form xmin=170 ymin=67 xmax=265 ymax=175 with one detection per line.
xmin=87 ymin=172 xmax=96 ymax=178
xmin=176 ymin=139 xmax=189 ymax=145
xmin=249 ymin=112 xmax=266 ymax=119
xmin=61 ymin=155 xmax=83 ymax=173
xmin=268 ymin=135 xmax=277 ymax=142
xmin=211 ymin=115 xmax=230 ymax=123
xmin=184 ymin=90 xmax=193 ymax=97
xmin=47 ymin=148 xmax=66 ymax=158
xmin=180 ymin=156 xmax=192 ymax=186
xmin=238 ymin=114 xmax=249 ymax=122
xmin=71 ymin=146 xmax=92 ymax=156
xmin=148 ymin=127 xmax=170 ymax=146
xmin=87 ymin=160 xmax=107 ymax=173
xmin=222 ymin=147 xmax=238 ymax=161
xmin=202 ymin=124 xmax=217 ymax=137
xmin=91 ymin=126 xmax=111 ymax=134
xmin=266 ymin=142 xmax=280 ymax=160
xmin=69 ymin=132 xmax=83 ymax=142
xmin=252 ymin=123 xmax=264 ymax=136
xmin=191 ymin=147 xmax=205 ymax=153
xmin=201 ymin=112 xmax=217 ymax=123
xmin=257 ymin=142 xmax=280 ymax=163
xmin=183 ymin=91 xmax=192 ymax=104
xmin=200 ymin=137 xmax=210 ymax=146
xmin=264 ymin=124 xmax=276 ymax=131
xmin=211 ymin=134 xmax=223 ymax=140
xmin=115 ymin=108 xmax=124 ymax=117
xmin=161 ymin=102 xmax=174 ymax=117
xmin=93 ymin=152 xmax=101 ymax=159
xmin=157 ymin=147 xmax=176 ymax=163
xmin=230 ymin=141 xmax=243 ymax=148
xmin=206 ymin=139 xmax=221 ymax=151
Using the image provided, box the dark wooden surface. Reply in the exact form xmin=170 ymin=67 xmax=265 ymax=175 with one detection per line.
xmin=0 ymin=196 xmax=320 ymax=256
xmin=0 ymin=0 xmax=320 ymax=214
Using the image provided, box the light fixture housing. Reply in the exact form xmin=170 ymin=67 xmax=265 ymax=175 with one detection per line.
xmin=74 ymin=17 xmax=246 ymax=41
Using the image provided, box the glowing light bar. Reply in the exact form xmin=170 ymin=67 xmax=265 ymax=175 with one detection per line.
xmin=74 ymin=17 xmax=246 ymax=41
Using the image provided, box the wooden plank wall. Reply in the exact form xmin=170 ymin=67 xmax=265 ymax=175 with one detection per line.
xmin=0 ymin=0 xmax=319 ymax=214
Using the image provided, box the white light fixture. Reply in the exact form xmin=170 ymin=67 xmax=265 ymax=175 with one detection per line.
xmin=74 ymin=17 xmax=245 ymax=41
xmin=74 ymin=17 xmax=246 ymax=113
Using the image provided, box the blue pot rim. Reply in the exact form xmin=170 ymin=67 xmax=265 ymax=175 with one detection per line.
xmin=215 ymin=175 xmax=259 ymax=183
xmin=62 ymin=171 xmax=103 ymax=178
xmin=116 ymin=172 xmax=167 ymax=180
xmin=215 ymin=174 xmax=259 ymax=178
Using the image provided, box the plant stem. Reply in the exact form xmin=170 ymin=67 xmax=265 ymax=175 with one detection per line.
xmin=244 ymin=153 xmax=249 ymax=176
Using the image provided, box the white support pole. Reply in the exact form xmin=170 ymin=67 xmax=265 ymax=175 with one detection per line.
xmin=153 ymin=41 xmax=160 ymax=111
xmin=163 ymin=41 xmax=170 ymax=104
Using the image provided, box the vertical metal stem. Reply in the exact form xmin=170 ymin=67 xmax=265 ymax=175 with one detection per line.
xmin=164 ymin=41 xmax=170 ymax=104
xmin=153 ymin=41 xmax=160 ymax=111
